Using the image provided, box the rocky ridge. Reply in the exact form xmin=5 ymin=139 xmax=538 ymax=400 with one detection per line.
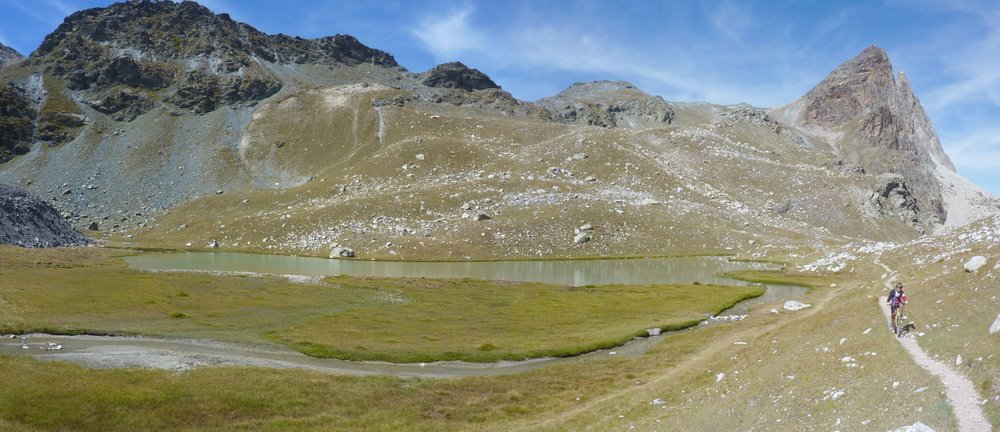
xmin=0 ymin=183 xmax=89 ymax=247
xmin=20 ymin=0 xmax=398 ymax=123
xmin=537 ymin=81 xmax=676 ymax=128
xmin=0 ymin=43 xmax=22 ymax=69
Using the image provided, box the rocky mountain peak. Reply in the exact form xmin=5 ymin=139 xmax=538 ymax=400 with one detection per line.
xmin=0 ymin=43 xmax=23 ymax=69
xmin=34 ymin=0 xmax=397 ymax=67
xmin=11 ymin=0 xmax=401 ymax=128
xmin=419 ymin=62 xmax=499 ymax=91
xmin=538 ymin=80 xmax=675 ymax=128
xmin=787 ymin=45 xmax=955 ymax=228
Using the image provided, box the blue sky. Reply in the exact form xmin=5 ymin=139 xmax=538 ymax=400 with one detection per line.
xmin=1 ymin=0 xmax=998 ymax=197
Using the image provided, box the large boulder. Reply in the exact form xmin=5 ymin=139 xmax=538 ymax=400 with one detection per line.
xmin=963 ymin=256 xmax=987 ymax=273
xmin=329 ymin=244 xmax=356 ymax=258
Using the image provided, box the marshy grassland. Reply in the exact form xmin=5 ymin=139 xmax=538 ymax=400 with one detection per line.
xmin=0 ymin=246 xmax=965 ymax=431
xmin=0 ymin=246 xmax=761 ymax=362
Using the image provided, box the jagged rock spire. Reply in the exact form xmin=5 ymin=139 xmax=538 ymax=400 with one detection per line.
xmin=791 ymin=45 xmax=952 ymax=227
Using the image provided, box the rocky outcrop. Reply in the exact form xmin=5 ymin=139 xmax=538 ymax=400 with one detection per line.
xmin=0 ymin=84 xmax=35 ymax=162
xmin=419 ymin=62 xmax=499 ymax=91
xmin=0 ymin=43 xmax=23 ymax=69
xmin=864 ymin=173 xmax=920 ymax=227
xmin=0 ymin=184 xmax=89 ymax=247
xmin=787 ymin=46 xmax=951 ymax=228
xmin=538 ymin=81 xmax=675 ymax=129
xmin=375 ymin=87 xmax=552 ymax=119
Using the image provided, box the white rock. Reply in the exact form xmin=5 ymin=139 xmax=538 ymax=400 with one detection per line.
xmin=574 ymin=232 xmax=592 ymax=244
xmin=329 ymin=245 xmax=356 ymax=258
xmin=964 ymin=256 xmax=987 ymax=272
xmin=650 ymin=398 xmax=666 ymax=406
xmin=715 ymin=372 xmax=725 ymax=382
xmin=990 ymin=314 xmax=1000 ymax=335
xmin=890 ymin=422 xmax=937 ymax=432
xmin=956 ymin=354 xmax=963 ymax=366
xmin=208 ymin=240 xmax=220 ymax=248
xmin=416 ymin=153 xmax=425 ymax=161
xmin=472 ymin=212 xmax=491 ymax=222
xmin=783 ymin=300 xmax=811 ymax=311
xmin=647 ymin=328 xmax=661 ymax=336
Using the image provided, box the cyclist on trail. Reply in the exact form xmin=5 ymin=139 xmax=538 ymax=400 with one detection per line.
xmin=887 ymin=282 xmax=908 ymax=334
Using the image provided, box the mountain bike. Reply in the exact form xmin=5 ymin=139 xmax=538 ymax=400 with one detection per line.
xmin=893 ymin=305 xmax=905 ymax=337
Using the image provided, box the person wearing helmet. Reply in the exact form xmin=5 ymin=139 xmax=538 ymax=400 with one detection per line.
xmin=886 ymin=282 xmax=908 ymax=335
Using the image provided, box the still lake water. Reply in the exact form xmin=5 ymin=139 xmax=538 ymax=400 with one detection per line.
xmin=125 ymin=252 xmax=774 ymax=287
xmin=124 ymin=252 xmax=805 ymax=309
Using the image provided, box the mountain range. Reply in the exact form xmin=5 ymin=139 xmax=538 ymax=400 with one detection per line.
xmin=0 ymin=0 xmax=996 ymax=260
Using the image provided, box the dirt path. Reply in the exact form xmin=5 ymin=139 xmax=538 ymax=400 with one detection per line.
xmin=876 ymin=257 xmax=991 ymax=432
xmin=518 ymin=280 xmax=846 ymax=431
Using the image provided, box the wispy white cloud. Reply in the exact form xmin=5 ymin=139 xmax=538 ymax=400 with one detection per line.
xmin=942 ymin=127 xmax=1000 ymax=172
xmin=196 ymin=0 xmax=249 ymax=24
xmin=41 ymin=0 xmax=77 ymax=17
xmin=0 ymin=29 xmax=12 ymax=48
xmin=412 ymin=6 xmax=484 ymax=61
xmin=8 ymin=0 xmax=65 ymax=26
xmin=912 ymin=2 xmax=1000 ymax=111
xmin=708 ymin=1 xmax=752 ymax=42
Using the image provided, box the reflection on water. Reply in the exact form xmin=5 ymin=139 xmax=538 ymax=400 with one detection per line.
xmin=125 ymin=252 xmax=776 ymax=287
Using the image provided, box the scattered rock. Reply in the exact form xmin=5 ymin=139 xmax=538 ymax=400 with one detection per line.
xmin=88 ymin=221 xmax=99 ymax=231
xmin=472 ymin=211 xmax=491 ymax=222
xmin=208 ymin=240 xmax=220 ymax=248
xmin=574 ymin=232 xmax=592 ymax=244
xmin=991 ymin=314 xmax=1000 ymax=335
xmin=963 ymin=256 xmax=987 ymax=273
xmin=416 ymin=153 xmax=425 ymax=161
xmin=783 ymin=301 xmax=811 ymax=311
xmin=646 ymin=328 xmax=661 ymax=336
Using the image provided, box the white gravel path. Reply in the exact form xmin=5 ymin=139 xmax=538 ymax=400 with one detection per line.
xmin=876 ymin=258 xmax=991 ymax=432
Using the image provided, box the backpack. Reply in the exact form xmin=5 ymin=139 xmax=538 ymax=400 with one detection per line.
xmin=889 ymin=289 xmax=904 ymax=306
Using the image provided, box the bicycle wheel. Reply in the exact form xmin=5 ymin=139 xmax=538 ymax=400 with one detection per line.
xmin=894 ymin=308 xmax=903 ymax=337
